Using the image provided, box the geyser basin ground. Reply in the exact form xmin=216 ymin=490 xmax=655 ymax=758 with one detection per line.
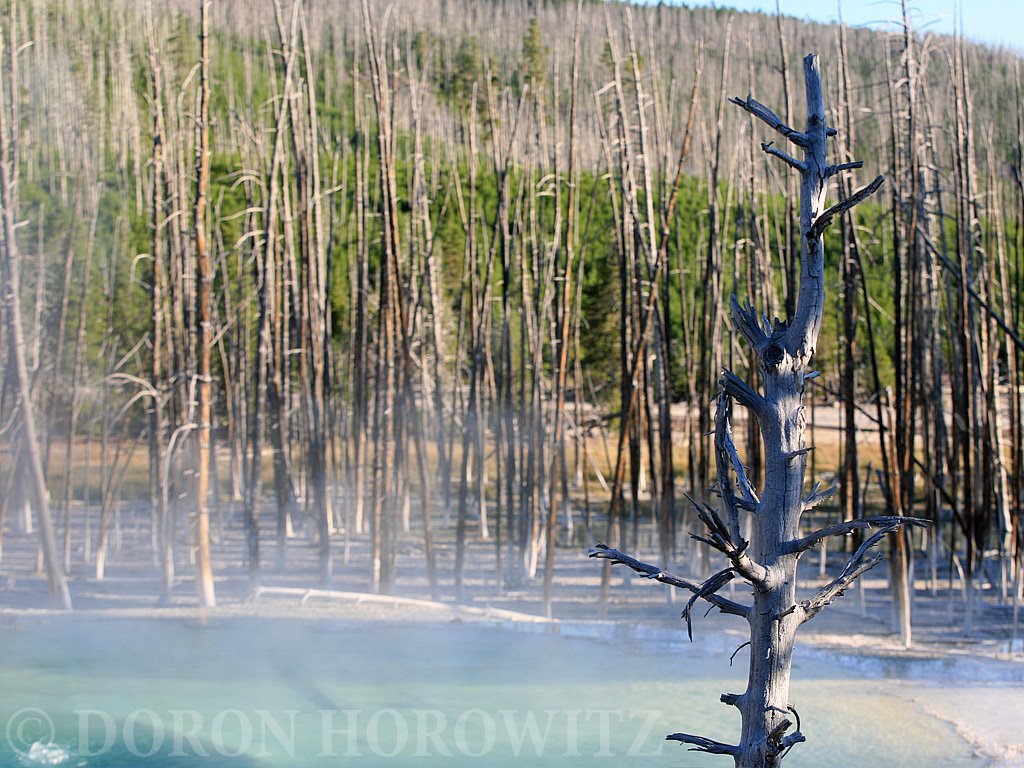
xmin=0 ymin=614 xmax=990 ymax=766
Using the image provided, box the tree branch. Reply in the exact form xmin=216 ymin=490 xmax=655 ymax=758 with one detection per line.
xmin=809 ymin=174 xmax=884 ymax=238
xmin=720 ymin=368 xmax=766 ymax=415
xmin=799 ymin=553 xmax=883 ymax=621
xmin=685 ymin=494 xmax=770 ymax=587
xmin=729 ymin=293 xmax=769 ymax=354
xmin=727 ymin=643 xmax=749 ymax=668
xmin=800 ymin=481 xmax=837 ymax=513
xmin=666 ymin=733 xmax=739 ymax=756
xmin=825 ymin=160 xmax=863 ymax=176
xmin=768 ymin=706 xmax=806 ymax=761
xmin=681 ymin=568 xmax=735 ymax=640
xmin=783 ymin=446 xmax=813 ymax=462
xmin=732 ymin=496 xmax=758 ymax=512
xmin=761 ymin=141 xmax=806 ymax=171
xmin=587 ymin=544 xmax=750 ymax=620
xmin=798 ymin=517 xmax=928 ymax=621
xmin=729 ymin=94 xmax=808 ymax=146
xmin=768 ymin=718 xmax=794 ymax=744
xmin=787 ymin=515 xmax=928 ymax=555
xmin=776 ymin=730 xmax=807 ymax=756
xmin=714 ymin=392 xmax=759 ymax=548
xmin=716 ymin=393 xmax=760 ymax=508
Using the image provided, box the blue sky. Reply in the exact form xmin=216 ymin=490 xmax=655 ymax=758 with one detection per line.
xmin=634 ymin=1 xmax=1024 ymax=50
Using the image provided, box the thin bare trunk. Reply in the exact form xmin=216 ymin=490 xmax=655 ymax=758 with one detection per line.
xmin=193 ymin=0 xmax=215 ymax=608
xmin=0 ymin=26 xmax=71 ymax=610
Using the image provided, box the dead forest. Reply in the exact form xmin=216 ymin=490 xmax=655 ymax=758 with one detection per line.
xmin=0 ymin=0 xmax=1022 ymax=645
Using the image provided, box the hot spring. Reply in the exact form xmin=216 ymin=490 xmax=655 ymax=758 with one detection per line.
xmin=0 ymin=615 xmax=983 ymax=766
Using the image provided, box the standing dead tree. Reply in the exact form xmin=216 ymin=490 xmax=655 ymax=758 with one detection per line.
xmin=145 ymin=7 xmax=173 ymax=604
xmin=0 ymin=23 xmax=71 ymax=611
xmin=591 ymin=53 xmax=924 ymax=767
xmin=193 ymin=0 xmax=216 ymax=608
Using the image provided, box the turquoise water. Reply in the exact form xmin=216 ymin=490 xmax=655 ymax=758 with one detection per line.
xmin=0 ymin=616 xmax=982 ymax=767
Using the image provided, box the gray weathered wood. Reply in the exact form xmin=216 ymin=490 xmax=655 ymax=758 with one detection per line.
xmin=0 ymin=23 xmax=72 ymax=611
xmin=592 ymin=53 xmax=908 ymax=768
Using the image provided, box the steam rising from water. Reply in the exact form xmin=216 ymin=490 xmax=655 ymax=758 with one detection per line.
xmin=0 ymin=616 xmax=991 ymax=767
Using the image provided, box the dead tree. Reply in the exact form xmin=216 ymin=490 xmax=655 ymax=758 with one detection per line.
xmin=591 ymin=54 xmax=923 ymax=767
xmin=0 ymin=25 xmax=72 ymax=611
xmin=145 ymin=7 xmax=173 ymax=604
xmin=193 ymin=0 xmax=216 ymax=608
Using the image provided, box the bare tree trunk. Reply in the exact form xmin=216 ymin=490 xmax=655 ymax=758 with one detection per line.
xmin=95 ymin=226 xmax=119 ymax=582
xmin=593 ymin=54 xmax=910 ymax=768
xmin=362 ymin=0 xmax=432 ymax=594
xmin=61 ymin=188 xmax=99 ymax=573
xmin=350 ymin=46 xmax=369 ymax=540
xmin=0 ymin=26 xmax=71 ymax=610
xmin=286 ymin=3 xmax=332 ymax=581
xmin=541 ymin=0 xmax=583 ymax=617
xmin=146 ymin=9 xmax=173 ymax=603
xmin=836 ymin=4 xmax=860 ymax=542
xmin=40 ymin=189 xmax=83 ymax=479
xmin=698 ymin=17 xmax=733 ymax=521
xmin=774 ymin=1 xmax=797 ymax=321
xmin=598 ymin=22 xmax=701 ymax=614
xmin=193 ymin=0 xmax=216 ymax=608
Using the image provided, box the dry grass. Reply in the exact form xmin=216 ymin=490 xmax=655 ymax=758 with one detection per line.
xmin=1 ymin=407 xmax=893 ymax=513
